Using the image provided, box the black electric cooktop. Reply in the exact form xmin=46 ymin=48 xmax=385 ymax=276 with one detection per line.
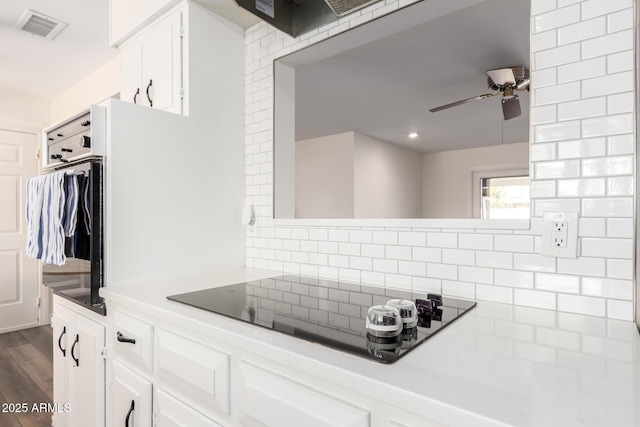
xmin=167 ymin=275 xmax=476 ymax=364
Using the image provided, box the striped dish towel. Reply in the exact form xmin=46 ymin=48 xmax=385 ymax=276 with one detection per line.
xmin=26 ymin=171 xmax=67 ymax=266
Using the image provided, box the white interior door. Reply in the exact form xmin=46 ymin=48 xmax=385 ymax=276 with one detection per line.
xmin=0 ymin=129 xmax=39 ymax=333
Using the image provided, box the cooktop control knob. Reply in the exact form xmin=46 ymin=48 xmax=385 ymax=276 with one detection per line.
xmin=386 ymin=299 xmax=418 ymax=330
xmin=365 ymin=305 xmax=402 ymax=338
xmin=80 ymin=135 xmax=91 ymax=148
xmin=427 ymin=293 xmax=443 ymax=307
xmin=415 ymin=299 xmax=433 ymax=327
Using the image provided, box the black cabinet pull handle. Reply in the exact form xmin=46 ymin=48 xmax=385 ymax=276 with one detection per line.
xmin=57 ymin=326 xmax=66 ymax=357
xmin=133 ymin=88 xmax=140 ymax=104
xmin=117 ymin=332 xmax=136 ymax=344
xmin=70 ymin=334 xmax=79 ymax=367
xmin=146 ymin=80 xmax=153 ymax=107
xmin=125 ymin=400 xmax=134 ymax=427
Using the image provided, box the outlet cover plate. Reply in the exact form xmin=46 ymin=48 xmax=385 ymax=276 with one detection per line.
xmin=541 ymin=212 xmax=578 ymax=258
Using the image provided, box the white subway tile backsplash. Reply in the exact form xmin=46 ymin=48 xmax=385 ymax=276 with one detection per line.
xmin=557 ymin=294 xmax=605 ymax=317
xmin=514 ymin=289 xmax=556 ymax=310
xmin=476 ymin=251 xmax=513 ymax=269
xmin=557 ymin=178 xmax=605 ymax=197
xmin=581 ymin=29 xmax=633 ymax=59
xmin=581 ymin=0 xmax=632 ymax=20
xmin=534 ymin=83 xmax=581 ymax=106
xmin=607 ymin=92 xmax=634 ymax=115
xmin=442 ymin=249 xmax=474 ymax=266
xmin=459 ymin=266 xmax=493 ymax=285
xmin=245 ymin=1 xmax=637 ymax=321
xmin=458 ymin=234 xmax=493 ymax=250
xmin=531 ymin=181 xmax=557 ymax=198
xmin=427 ymin=263 xmax=457 ymax=280
xmin=607 ymin=176 xmax=634 ymax=196
xmin=607 ymin=259 xmax=634 ymax=280
xmin=557 ymin=57 xmax=606 ymax=83
xmin=531 ymin=143 xmax=556 ymax=162
xmin=582 ymin=114 xmax=634 ymax=138
xmin=582 ymin=72 xmax=634 ymax=98
xmin=399 ymin=260 xmax=426 ymax=276
xmin=581 ymin=197 xmax=633 ymax=217
xmin=513 ymin=254 xmax=556 ymax=272
xmin=558 ymin=97 xmax=606 ymax=121
xmin=476 ymin=285 xmax=513 ymax=304
xmin=535 ymin=160 xmax=580 ymax=179
xmin=582 ymin=277 xmax=633 ymax=300
xmin=557 ymin=257 xmax=605 ymax=277
xmin=557 ymin=138 xmax=606 ymax=159
xmin=494 ymin=269 xmax=534 ymax=289
xmin=557 ymin=17 xmax=605 ymax=45
xmin=607 ymin=50 xmax=634 ymax=73
xmin=536 ymin=273 xmax=580 ymax=293
xmin=535 ymin=5 xmax=580 ymax=32
xmin=495 ymin=235 xmax=534 ymax=253
xmin=426 ymin=232 xmax=457 ymax=248
xmin=442 ymin=280 xmax=475 ymax=299
xmin=581 ymin=238 xmax=633 ymax=259
xmin=398 ymin=231 xmax=426 ymax=246
xmin=578 ymin=218 xmax=606 ymax=237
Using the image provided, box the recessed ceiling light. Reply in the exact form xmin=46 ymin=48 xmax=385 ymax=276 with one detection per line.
xmin=408 ymin=132 xmax=418 ymax=139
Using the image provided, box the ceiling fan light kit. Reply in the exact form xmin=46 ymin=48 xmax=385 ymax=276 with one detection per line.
xmin=430 ymin=66 xmax=530 ymax=120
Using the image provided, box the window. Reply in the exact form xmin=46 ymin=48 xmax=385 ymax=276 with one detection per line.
xmin=480 ymin=175 xmax=530 ymax=219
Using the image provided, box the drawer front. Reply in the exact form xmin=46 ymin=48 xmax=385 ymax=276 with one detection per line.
xmin=155 ymin=388 xmax=223 ymax=427
xmin=156 ymin=329 xmax=230 ymax=415
xmin=237 ymin=361 xmax=371 ymax=427
xmin=112 ymin=310 xmax=154 ymax=371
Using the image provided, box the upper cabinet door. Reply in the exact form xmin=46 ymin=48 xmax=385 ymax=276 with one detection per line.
xmin=141 ymin=11 xmax=183 ymax=114
xmin=110 ymin=0 xmax=178 ymax=46
xmin=121 ymin=38 xmax=143 ymax=107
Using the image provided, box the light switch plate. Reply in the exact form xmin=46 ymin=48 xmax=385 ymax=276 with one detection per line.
xmin=541 ymin=212 xmax=578 ymax=258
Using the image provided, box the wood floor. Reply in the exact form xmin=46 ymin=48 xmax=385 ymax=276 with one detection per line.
xmin=0 ymin=326 xmax=53 ymax=427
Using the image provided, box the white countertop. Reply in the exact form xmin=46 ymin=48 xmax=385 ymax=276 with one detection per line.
xmin=100 ymin=268 xmax=640 ymax=427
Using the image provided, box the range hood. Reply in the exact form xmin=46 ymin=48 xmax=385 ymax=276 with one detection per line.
xmin=234 ymin=0 xmax=385 ymax=37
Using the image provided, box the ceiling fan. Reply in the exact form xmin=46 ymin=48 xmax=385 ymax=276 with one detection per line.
xmin=429 ymin=66 xmax=530 ymax=120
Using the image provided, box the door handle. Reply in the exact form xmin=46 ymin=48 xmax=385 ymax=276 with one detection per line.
xmin=117 ymin=332 xmax=136 ymax=344
xmin=70 ymin=334 xmax=79 ymax=367
xmin=146 ymin=79 xmax=153 ymax=107
xmin=125 ymin=400 xmax=135 ymax=427
xmin=133 ymin=88 xmax=140 ymax=104
xmin=57 ymin=326 xmax=66 ymax=357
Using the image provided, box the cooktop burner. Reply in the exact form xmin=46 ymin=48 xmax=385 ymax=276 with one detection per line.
xmin=167 ymin=275 xmax=476 ymax=363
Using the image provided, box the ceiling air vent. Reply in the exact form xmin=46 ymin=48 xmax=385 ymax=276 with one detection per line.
xmin=17 ymin=9 xmax=68 ymax=40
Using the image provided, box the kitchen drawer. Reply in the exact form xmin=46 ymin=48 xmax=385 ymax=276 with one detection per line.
xmin=112 ymin=309 xmax=154 ymax=371
xmin=156 ymin=329 xmax=230 ymax=415
xmin=155 ymin=388 xmax=223 ymax=427
xmin=237 ymin=360 xmax=371 ymax=427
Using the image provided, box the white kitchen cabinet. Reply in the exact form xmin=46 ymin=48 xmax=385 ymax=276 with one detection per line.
xmin=120 ymin=8 xmax=182 ymax=114
xmin=118 ymin=0 xmax=245 ymax=118
xmin=110 ymin=0 xmax=179 ymax=46
xmin=51 ymin=296 xmax=106 ymax=427
xmin=111 ymin=360 xmax=153 ymax=427
xmin=155 ymin=389 xmax=223 ymax=427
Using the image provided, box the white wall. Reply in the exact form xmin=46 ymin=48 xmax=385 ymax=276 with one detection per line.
xmin=422 ymin=142 xmax=528 ymax=218
xmin=295 ymin=132 xmax=354 ymax=218
xmin=0 ymin=89 xmax=50 ymax=133
xmin=50 ymin=56 xmax=121 ymax=123
xmin=244 ymin=0 xmax=636 ymax=320
xmin=354 ymin=133 xmax=422 ymax=218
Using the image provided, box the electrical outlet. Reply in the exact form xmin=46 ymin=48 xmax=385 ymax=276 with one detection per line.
xmin=541 ymin=212 xmax=578 ymax=258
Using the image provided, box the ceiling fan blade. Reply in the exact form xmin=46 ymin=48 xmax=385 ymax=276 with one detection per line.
xmin=429 ymin=92 xmax=500 ymax=113
xmin=502 ymin=95 xmax=521 ymax=120
xmin=487 ymin=68 xmax=516 ymax=87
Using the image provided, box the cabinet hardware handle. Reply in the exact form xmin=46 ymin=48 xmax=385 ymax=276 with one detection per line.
xmin=133 ymin=88 xmax=140 ymax=104
xmin=125 ymin=400 xmax=135 ymax=427
xmin=57 ymin=326 xmax=66 ymax=357
xmin=146 ymin=79 xmax=153 ymax=107
xmin=61 ymin=148 xmax=73 ymax=153
xmin=80 ymin=120 xmax=91 ymax=127
xmin=70 ymin=334 xmax=79 ymax=367
xmin=117 ymin=332 xmax=136 ymax=344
